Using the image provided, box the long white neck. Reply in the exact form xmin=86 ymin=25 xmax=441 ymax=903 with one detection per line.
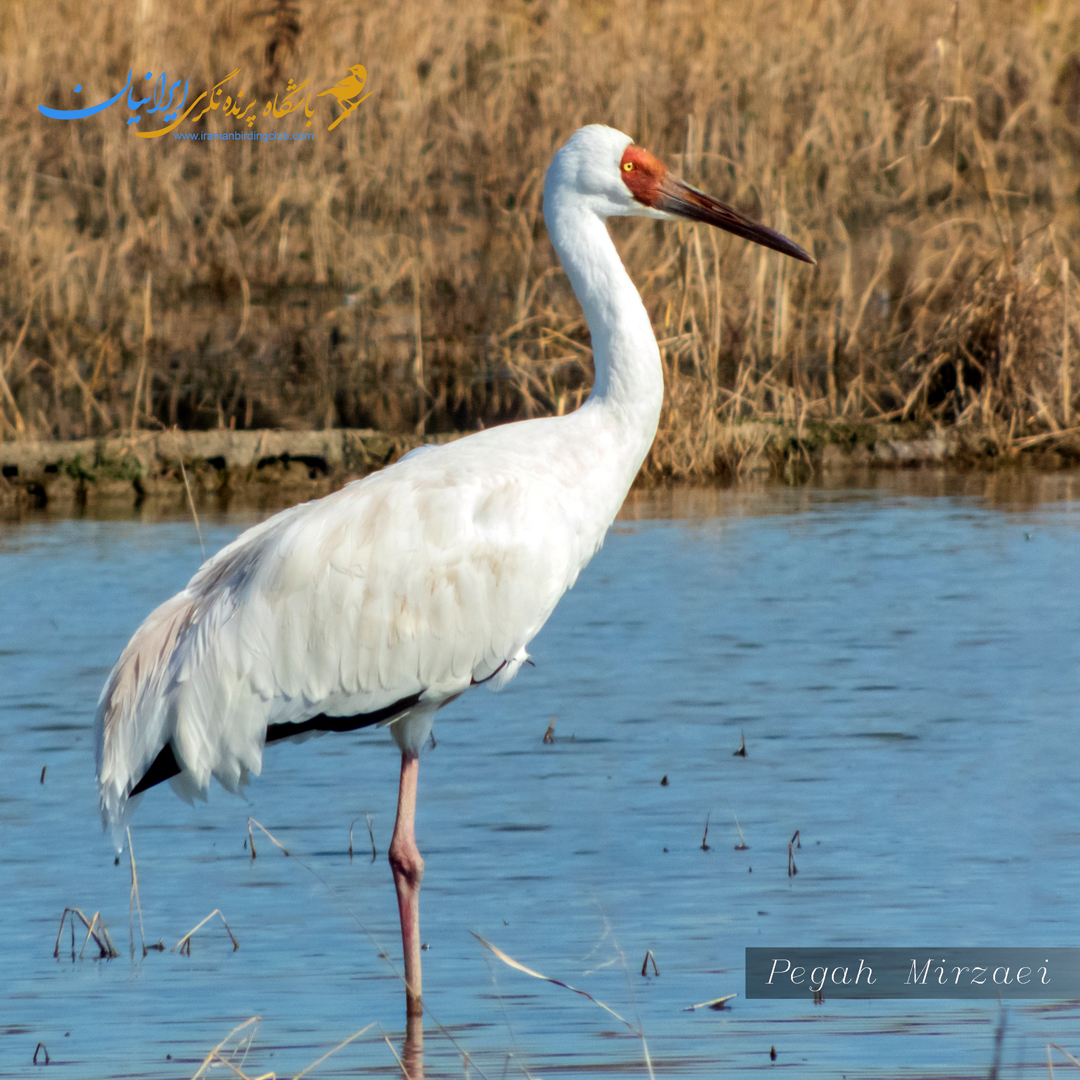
xmin=545 ymin=198 xmax=664 ymax=474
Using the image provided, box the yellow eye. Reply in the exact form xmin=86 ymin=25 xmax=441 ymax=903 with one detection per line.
xmin=622 ymin=161 xmax=634 ymax=171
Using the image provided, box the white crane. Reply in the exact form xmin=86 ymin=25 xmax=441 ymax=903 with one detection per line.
xmin=95 ymin=124 xmax=812 ymax=1023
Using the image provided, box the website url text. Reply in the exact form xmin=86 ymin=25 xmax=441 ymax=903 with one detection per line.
xmin=174 ymin=131 xmax=314 ymax=142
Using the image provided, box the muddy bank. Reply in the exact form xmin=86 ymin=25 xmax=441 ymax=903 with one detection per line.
xmin=0 ymin=428 xmax=463 ymax=513
xmin=1 ymin=421 xmax=1077 ymax=514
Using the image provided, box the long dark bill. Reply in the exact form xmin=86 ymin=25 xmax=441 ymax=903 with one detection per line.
xmin=656 ymin=176 xmax=815 ymax=265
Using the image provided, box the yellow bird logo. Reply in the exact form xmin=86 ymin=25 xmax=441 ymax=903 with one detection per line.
xmin=317 ymin=64 xmax=372 ymax=130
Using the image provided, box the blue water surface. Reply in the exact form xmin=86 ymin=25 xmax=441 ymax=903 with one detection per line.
xmin=2 ymin=470 xmax=1080 ymax=1077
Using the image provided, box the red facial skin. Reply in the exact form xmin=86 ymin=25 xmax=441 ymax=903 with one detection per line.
xmin=619 ymin=145 xmax=667 ymax=207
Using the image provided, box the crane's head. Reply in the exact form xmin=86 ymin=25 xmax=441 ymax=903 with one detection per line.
xmin=545 ymin=125 xmax=814 ymax=264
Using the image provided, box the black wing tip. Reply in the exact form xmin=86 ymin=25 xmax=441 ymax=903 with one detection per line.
xmin=266 ymin=692 xmax=424 ymax=743
xmin=130 ymin=742 xmax=180 ymax=796
xmin=128 ymin=692 xmax=428 ymax=797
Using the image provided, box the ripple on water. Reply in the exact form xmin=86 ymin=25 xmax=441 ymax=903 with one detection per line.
xmin=2 ymin=473 xmax=1080 ymax=1076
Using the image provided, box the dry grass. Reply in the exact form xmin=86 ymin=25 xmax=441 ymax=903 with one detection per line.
xmin=1 ymin=0 xmax=1079 ymax=477
xmin=53 ymin=906 xmax=119 ymax=960
xmin=172 ymin=908 xmax=240 ymax=955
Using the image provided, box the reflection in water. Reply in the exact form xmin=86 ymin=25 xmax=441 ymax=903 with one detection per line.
xmin=3 ymin=472 xmax=1080 ymax=1077
xmin=620 ymin=465 xmax=1080 ymax=520
xmin=402 ymin=1015 xmax=423 ymax=1079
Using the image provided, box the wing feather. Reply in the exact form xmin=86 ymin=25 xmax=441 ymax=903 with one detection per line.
xmin=95 ymin=437 xmax=588 ymax=841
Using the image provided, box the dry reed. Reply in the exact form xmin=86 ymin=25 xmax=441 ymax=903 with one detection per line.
xmin=1 ymin=0 xmax=1079 ymax=477
xmin=126 ymin=827 xmax=149 ymax=957
xmin=683 ymin=992 xmax=737 ymax=1011
xmin=641 ymin=949 xmax=659 ymax=976
xmin=172 ymin=908 xmax=240 ymax=954
xmin=472 ymin=930 xmax=655 ymax=1079
xmin=53 ymin=906 xmax=119 ymax=960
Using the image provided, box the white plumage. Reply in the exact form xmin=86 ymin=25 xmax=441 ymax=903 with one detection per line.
xmin=96 ymin=415 xmax=630 ymax=825
xmin=94 ymin=124 xmax=812 ymax=1021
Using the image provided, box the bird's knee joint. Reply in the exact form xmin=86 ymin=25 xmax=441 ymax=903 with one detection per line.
xmin=389 ymin=843 xmax=424 ymax=888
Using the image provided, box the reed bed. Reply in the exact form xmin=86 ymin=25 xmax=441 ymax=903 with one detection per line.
xmin=1 ymin=0 xmax=1079 ymax=477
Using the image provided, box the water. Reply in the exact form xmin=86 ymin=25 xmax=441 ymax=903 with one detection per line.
xmin=3 ymin=471 xmax=1080 ymax=1078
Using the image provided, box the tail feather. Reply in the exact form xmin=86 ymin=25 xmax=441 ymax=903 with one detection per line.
xmin=94 ymin=592 xmax=197 ymax=846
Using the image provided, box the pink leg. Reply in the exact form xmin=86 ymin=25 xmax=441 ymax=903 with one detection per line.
xmin=389 ymin=751 xmax=424 ymax=1020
